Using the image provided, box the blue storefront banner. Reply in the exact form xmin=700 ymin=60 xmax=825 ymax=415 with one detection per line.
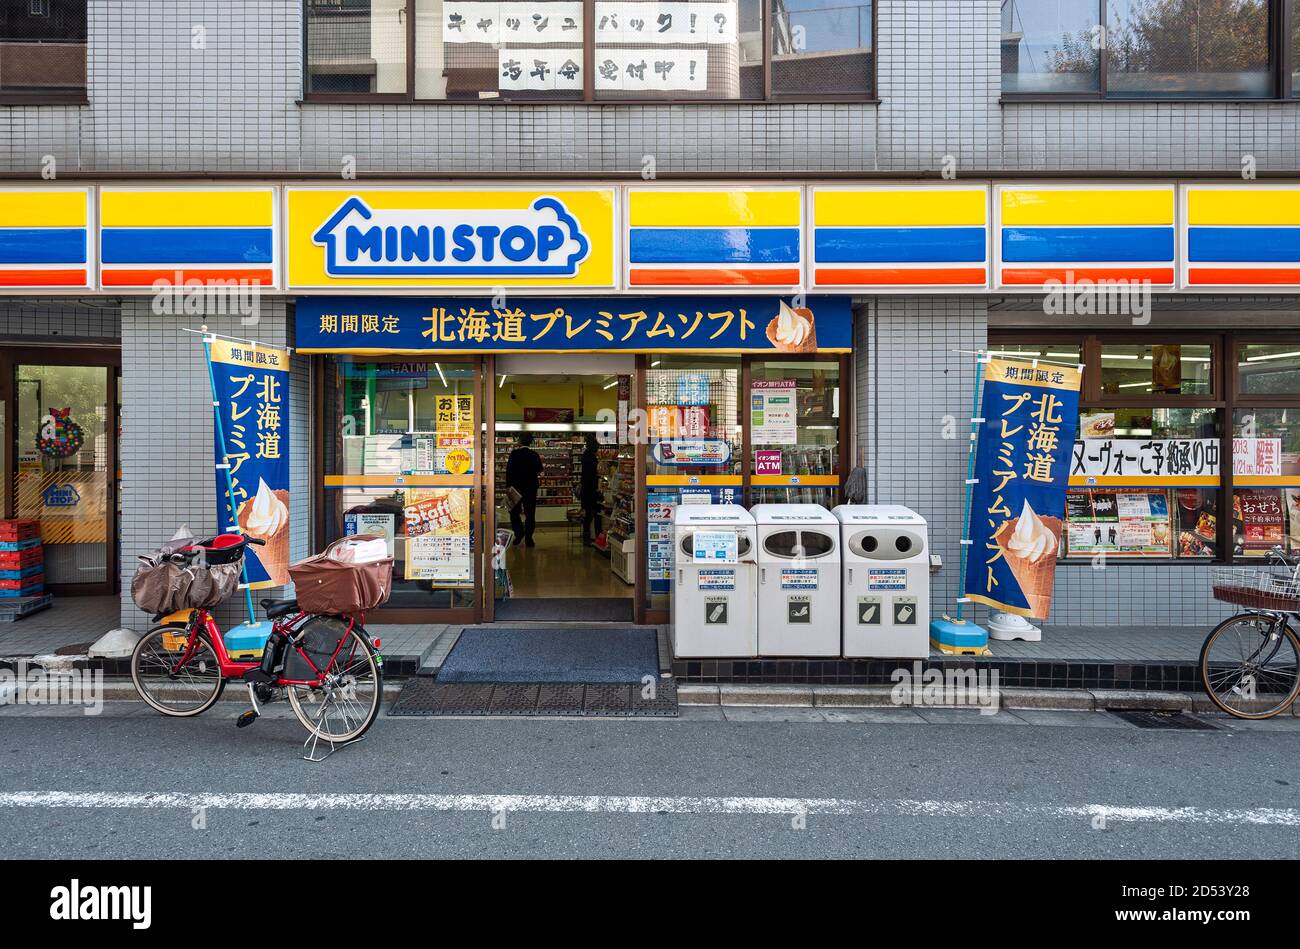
xmin=964 ymin=358 xmax=1082 ymax=620
xmin=209 ymin=340 xmax=291 ymax=590
xmin=295 ymin=296 xmax=852 ymax=354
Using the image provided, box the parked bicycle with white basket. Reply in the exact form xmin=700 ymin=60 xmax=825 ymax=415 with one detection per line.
xmin=1203 ymin=545 xmax=1300 ymax=719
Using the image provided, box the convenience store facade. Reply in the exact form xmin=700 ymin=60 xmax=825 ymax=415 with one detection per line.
xmin=3 ymin=181 xmax=1300 ymax=631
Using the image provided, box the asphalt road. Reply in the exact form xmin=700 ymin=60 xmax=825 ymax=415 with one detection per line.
xmin=1 ymin=701 xmax=1298 ymax=859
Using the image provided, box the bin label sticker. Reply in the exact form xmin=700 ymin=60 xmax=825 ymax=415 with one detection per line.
xmin=693 ymin=531 xmax=738 ymax=563
xmin=787 ymin=595 xmax=811 ymax=624
xmin=698 ymin=569 xmax=735 ymax=591
xmin=893 ymin=596 xmax=918 ymax=625
xmin=868 ymin=568 xmax=907 ymax=590
xmin=781 ymin=568 xmax=818 ymax=590
xmin=704 ymin=596 xmax=729 ymax=625
xmin=856 ymin=596 xmax=882 ymax=625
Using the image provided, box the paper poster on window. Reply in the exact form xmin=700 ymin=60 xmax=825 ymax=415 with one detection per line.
xmin=750 ymin=380 xmax=797 ymax=445
xmin=1065 ymin=490 xmax=1170 ymax=557
xmin=593 ymin=2 xmax=738 ymax=44
xmin=404 ymin=488 xmax=472 ymax=539
xmin=407 ymin=535 xmax=473 ymax=585
xmin=647 ymin=405 xmax=709 ymax=439
xmin=435 ymin=395 xmax=474 ymax=431
xmin=594 ymin=49 xmax=707 ymax=92
xmin=1234 ymin=489 xmax=1285 ymax=557
xmin=1233 ymin=437 xmax=1283 ymax=477
xmin=444 ymin=2 xmax=585 ymax=44
xmin=345 ymin=511 xmax=396 ymax=558
xmin=1070 ymin=438 xmax=1220 ymax=481
xmin=436 ymin=433 xmax=475 ymax=475
xmin=499 ymin=49 xmax=584 ymax=91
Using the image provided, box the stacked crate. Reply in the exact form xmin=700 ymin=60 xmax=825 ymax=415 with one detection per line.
xmin=0 ymin=521 xmax=48 ymax=619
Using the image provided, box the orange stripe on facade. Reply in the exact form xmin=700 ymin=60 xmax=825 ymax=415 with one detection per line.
xmin=1001 ymin=267 xmax=1175 ymax=286
xmin=815 ymin=267 xmax=987 ymax=286
xmin=1188 ymin=267 xmax=1300 ymax=286
xmin=0 ymin=269 xmax=87 ymax=287
xmin=628 ymin=268 xmax=801 ymax=286
xmin=101 ymin=268 xmax=275 ymax=286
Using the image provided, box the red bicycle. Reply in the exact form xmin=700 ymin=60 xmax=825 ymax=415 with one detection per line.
xmin=129 ymin=534 xmax=384 ymax=750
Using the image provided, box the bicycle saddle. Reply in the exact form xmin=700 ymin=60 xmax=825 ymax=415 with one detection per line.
xmin=260 ymin=597 xmax=299 ymax=619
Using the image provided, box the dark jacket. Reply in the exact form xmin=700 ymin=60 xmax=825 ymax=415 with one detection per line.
xmin=580 ymin=448 xmax=600 ymax=508
xmin=505 ymin=446 xmax=543 ymax=499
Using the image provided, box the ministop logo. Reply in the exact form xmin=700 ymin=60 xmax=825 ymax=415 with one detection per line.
xmin=312 ymin=194 xmax=591 ymax=278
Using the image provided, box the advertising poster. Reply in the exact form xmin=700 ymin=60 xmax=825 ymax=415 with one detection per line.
xmin=751 ymin=380 xmax=797 ymax=445
xmin=755 ymin=450 xmax=783 ymax=475
xmin=964 ymin=358 xmax=1082 ymax=619
xmin=651 ymin=439 xmax=731 ymax=466
xmin=1234 ymin=489 xmax=1285 ymax=557
xmin=435 ymin=394 xmax=474 ymax=431
xmin=692 ymin=531 xmax=738 ymax=564
xmin=647 ymin=405 xmax=710 ymax=439
xmin=1066 ymin=491 xmax=1171 ymax=557
xmin=403 ymin=487 xmax=472 ymax=584
xmin=1175 ymin=488 xmax=1218 ymax=558
xmin=345 ymin=511 xmax=396 ymax=557
xmin=647 ymin=490 xmax=676 ymax=594
xmin=435 ymin=432 xmax=475 ymax=475
xmin=209 ymin=339 xmax=291 ymax=589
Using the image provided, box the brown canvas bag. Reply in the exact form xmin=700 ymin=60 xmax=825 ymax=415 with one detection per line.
xmin=131 ymin=560 xmax=241 ymax=614
xmin=289 ymin=536 xmax=394 ymax=616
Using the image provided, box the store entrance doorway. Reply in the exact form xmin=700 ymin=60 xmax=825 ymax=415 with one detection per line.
xmin=491 ymin=355 xmax=636 ymax=623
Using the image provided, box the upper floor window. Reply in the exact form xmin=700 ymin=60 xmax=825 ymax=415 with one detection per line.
xmin=1001 ymin=0 xmax=1284 ymax=100
xmin=0 ymin=0 xmax=87 ymax=102
xmin=304 ymin=0 xmax=874 ymax=102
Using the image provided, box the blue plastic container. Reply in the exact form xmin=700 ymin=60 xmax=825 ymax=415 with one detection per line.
xmin=223 ymin=621 xmax=275 ymax=660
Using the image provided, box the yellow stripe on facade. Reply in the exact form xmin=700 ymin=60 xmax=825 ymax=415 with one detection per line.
xmin=1068 ymin=476 xmax=1220 ymax=487
xmin=1001 ymin=188 xmax=1174 ymax=226
xmin=323 ymin=475 xmax=475 ymax=487
xmin=0 ymin=190 xmax=87 ymax=228
xmin=101 ymin=189 xmax=274 ymax=227
xmin=814 ymin=189 xmax=987 ymax=227
xmin=1231 ymin=475 xmax=1300 ymax=487
xmin=645 ymin=475 xmax=744 ymax=486
xmin=1187 ymin=188 xmax=1300 ymax=227
xmin=750 ymin=475 xmax=840 ymax=486
xmin=628 ymin=190 xmax=801 ymax=228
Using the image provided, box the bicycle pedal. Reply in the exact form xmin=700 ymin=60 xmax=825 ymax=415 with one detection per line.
xmin=235 ymin=709 xmax=259 ymax=729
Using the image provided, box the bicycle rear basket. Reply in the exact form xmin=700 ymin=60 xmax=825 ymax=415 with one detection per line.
xmin=1212 ymin=566 xmax=1300 ymax=611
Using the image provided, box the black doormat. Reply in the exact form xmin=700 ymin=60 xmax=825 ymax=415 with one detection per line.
xmin=1107 ymin=709 xmax=1220 ymax=730
xmin=438 ymin=626 xmax=658 ymax=683
xmin=388 ymin=677 xmax=678 ymax=717
xmin=494 ymin=597 xmax=633 ymax=623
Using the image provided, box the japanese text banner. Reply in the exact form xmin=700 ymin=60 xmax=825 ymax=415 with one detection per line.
xmin=964 ymin=357 xmax=1082 ymax=620
xmin=295 ymin=295 xmax=852 ymax=354
xmin=210 ymin=340 xmax=291 ymax=590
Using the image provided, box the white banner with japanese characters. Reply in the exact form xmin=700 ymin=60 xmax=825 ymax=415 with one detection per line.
xmin=443 ymin=1 xmax=737 ymax=45
xmin=593 ymin=48 xmax=708 ymax=91
xmin=444 ymin=3 xmax=584 ymax=44
xmin=1070 ymin=438 xmax=1222 ymax=481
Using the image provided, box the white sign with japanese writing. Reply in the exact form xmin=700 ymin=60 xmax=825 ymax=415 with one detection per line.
xmin=499 ymin=49 xmax=584 ymax=90
xmin=1071 ymin=438 xmax=1222 ymax=480
xmin=444 ymin=3 xmax=585 ymax=44
xmin=1233 ymin=437 xmax=1283 ymax=477
xmin=594 ymin=2 xmax=738 ymax=44
xmin=593 ymin=48 xmax=708 ymax=91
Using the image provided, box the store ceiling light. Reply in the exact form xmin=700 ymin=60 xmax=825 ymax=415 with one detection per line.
xmin=1246 ymin=350 xmax=1300 ymax=363
xmin=499 ymin=373 xmax=507 ymax=388
xmin=434 ymin=362 xmax=447 ymax=386
xmin=1117 ymin=382 xmax=1153 ymax=389
xmin=602 ymin=378 xmax=618 ymax=390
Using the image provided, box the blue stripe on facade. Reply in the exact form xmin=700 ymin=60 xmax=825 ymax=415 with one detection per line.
xmin=628 ymin=227 xmax=801 ymax=264
xmin=101 ymin=227 xmax=274 ymax=264
xmin=815 ymin=227 xmax=987 ymax=264
xmin=0 ymin=228 xmax=87 ymax=265
xmin=1001 ymin=227 xmax=1174 ymax=263
xmin=1188 ymin=226 xmax=1300 ymax=263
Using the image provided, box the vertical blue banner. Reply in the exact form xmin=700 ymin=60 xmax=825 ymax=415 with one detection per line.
xmin=210 ymin=340 xmax=291 ymax=590
xmin=964 ymin=358 xmax=1082 ymax=620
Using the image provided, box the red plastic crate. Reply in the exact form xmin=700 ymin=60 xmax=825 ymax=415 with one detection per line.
xmin=0 ymin=520 xmax=40 ymax=543
xmin=0 ymin=573 xmax=43 ymax=591
xmin=0 ymin=546 xmax=42 ymax=569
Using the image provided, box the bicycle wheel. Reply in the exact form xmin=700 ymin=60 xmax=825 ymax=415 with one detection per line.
xmin=286 ymin=622 xmax=382 ymax=744
xmin=130 ymin=625 xmax=226 ymax=716
xmin=1200 ymin=613 xmax=1300 ymax=719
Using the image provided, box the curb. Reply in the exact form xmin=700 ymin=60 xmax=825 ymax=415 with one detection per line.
xmin=94 ymin=683 xmax=406 ymax=704
xmin=676 ymin=683 xmax=1253 ymax=713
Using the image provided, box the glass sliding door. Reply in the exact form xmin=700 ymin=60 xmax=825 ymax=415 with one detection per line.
xmin=13 ymin=361 xmax=114 ymax=590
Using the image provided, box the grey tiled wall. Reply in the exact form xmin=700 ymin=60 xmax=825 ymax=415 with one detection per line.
xmin=117 ymin=300 xmax=312 ymax=631
xmin=0 ymin=299 xmax=120 ymax=341
xmin=3 ymin=1 xmax=1296 ymax=175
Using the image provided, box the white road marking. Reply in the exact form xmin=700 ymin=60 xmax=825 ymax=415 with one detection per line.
xmin=0 ymin=791 xmax=1296 ymax=826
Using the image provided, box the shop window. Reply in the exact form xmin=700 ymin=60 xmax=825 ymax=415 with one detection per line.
xmin=1233 ymin=408 xmax=1300 ymax=557
xmin=750 ymin=357 xmax=839 ymax=507
xmin=1099 ymin=343 xmax=1212 ymax=397
xmin=0 ymin=0 xmax=87 ymax=101
xmin=306 ymin=0 xmax=873 ymax=101
xmin=1000 ymin=0 xmax=1100 ymax=95
xmin=768 ymin=0 xmax=873 ymax=97
xmin=323 ymin=359 xmax=479 ymax=610
xmin=1002 ymin=0 xmax=1278 ymax=100
xmin=1238 ymin=343 xmax=1300 ymax=395
xmin=645 ymin=356 xmax=743 ymax=478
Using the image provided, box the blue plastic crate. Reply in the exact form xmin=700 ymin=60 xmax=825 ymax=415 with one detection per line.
xmin=0 ymin=538 xmax=41 ymax=552
xmin=223 ymin=622 xmax=274 ymax=660
xmin=0 ymin=564 xmax=44 ymax=581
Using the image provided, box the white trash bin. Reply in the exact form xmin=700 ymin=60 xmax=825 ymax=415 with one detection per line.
xmin=752 ymin=504 xmax=841 ymax=656
xmin=833 ymin=505 xmax=930 ymax=658
xmin=672 ymin=504 xmax=758 ymax=658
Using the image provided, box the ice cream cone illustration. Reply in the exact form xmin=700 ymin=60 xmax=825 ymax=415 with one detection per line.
xmin=238 ymin=477 xmax=290 ymax=586
xmin=765 ymin=300 xmax=817 ymax=353
xmin=994 ymin=499 xmax=1062 ymax=619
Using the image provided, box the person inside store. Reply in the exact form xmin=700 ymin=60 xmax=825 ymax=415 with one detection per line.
xmin=579 ymin=432 xmax=602 ymax=547
xmin=506 ymin=432 xmax=543 ymax=547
